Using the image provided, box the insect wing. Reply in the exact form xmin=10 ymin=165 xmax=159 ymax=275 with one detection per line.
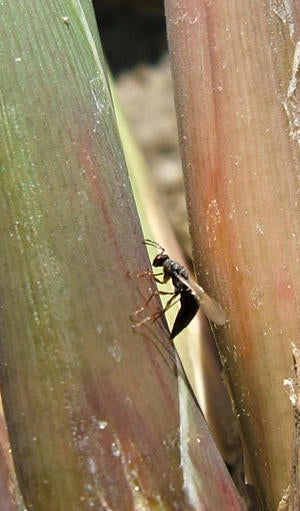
xmin=176 ymin=273 xmax=226 ymax=326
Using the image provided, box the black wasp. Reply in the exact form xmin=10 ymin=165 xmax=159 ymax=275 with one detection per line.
xmin=136 ymin=240 xmax=226 ymax=339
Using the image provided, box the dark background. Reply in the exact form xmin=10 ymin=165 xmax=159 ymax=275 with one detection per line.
xmin=92 ymin=1 xmax=167 ymax=75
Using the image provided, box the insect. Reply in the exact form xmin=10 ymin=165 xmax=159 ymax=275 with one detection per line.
xmin=140 ymin=239 xmax=226 ymax=338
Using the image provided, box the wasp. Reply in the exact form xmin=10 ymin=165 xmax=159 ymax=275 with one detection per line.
xmin=136 ymin=240 xmax=226 ymax=339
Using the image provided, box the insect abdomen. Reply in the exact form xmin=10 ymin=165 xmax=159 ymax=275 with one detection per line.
xmin=171 ymin=290 xmax=199 ymax=339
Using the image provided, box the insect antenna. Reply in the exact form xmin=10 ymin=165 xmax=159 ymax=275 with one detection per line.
xmin=143 ymin=239 xmax=165 ymax=254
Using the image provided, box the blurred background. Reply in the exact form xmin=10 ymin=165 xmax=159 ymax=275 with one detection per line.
xmin=92 ymin=0 xmax=191 ymax=258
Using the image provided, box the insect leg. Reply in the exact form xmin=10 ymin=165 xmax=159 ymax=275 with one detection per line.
xmin=131 ymin=292 xmax=179 ymax=332
xmin=131 ymin=289 xmax=174 ymax=317
xmin=136 ymin=269 xmax=165 ymax=283
xmin=151 ymin=293 xmax=181 ymax=322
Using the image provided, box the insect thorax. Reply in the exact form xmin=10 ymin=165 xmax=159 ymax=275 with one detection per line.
xmin=162 ymin=260 xmax=188 ymax=294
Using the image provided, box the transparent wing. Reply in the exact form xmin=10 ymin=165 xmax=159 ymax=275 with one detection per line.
xmin=176 ymin=273 xmax=227 ymax=326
